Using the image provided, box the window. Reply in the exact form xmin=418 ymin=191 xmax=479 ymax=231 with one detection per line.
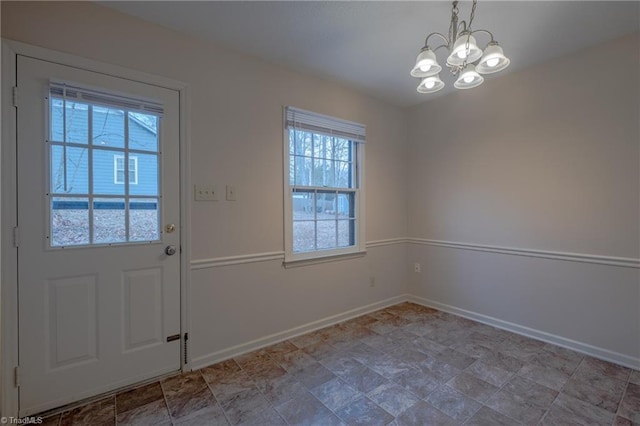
xmin=114 ymin=155 xmax=138 ymax=185
xmin=284 ymin=106 xmax=365 ymax=263
xmin=48 ymin=82 xmax=162 ymax=247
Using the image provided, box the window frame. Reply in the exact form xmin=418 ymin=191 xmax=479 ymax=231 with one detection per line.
xmin=113 ymin=154 xmax=138 ymax=185
xmin=283 ymin=107 xmax=366 ymax=266
xmin=46 ymin=82 xmax=162 ymax=248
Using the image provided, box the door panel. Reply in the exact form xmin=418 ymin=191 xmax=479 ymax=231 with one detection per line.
xmin=17 ymin=55 xmax=181 ymax=415
xmin=47 ymin=274 xmax=98 ymax=369
xmin=123 ymin=267 xmax=163 ymax=351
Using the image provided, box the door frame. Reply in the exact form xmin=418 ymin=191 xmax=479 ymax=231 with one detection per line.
xmin=1 ymin=39 xmax=192 ymax=418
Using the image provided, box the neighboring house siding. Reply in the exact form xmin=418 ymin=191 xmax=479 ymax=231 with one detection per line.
xmin=50 ymin=104 xmax=158 ymax=198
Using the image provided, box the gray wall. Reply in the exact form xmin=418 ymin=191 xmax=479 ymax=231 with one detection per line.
xmin=406 ymin=33 xmax=640 ymax=362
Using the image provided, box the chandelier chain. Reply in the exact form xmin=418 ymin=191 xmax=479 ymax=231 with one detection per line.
xmin=449 ymin=1 xmax=459 ymax=48
xmin=469 ymin=0 xmax=477 ymax=29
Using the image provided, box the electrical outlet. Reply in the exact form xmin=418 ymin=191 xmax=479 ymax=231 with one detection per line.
xmin=414 ymin=263 xmax=421 ymax=273
xmin=194 ymin=185 xmax=218 ymax=201
xmin=369 ymin=277 xmax=376 ymax=288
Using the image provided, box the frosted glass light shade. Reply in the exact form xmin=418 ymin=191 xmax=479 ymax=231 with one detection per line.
xmin=476 ymin=42 xmax=510 ymax=74
xmin=454 ymin=64 xmax=484 ymax=89
xmin=417 ymin=75 xmax=445 ymax=93
xmin=447 ymin=33 xmax=482 ymax=66
xmin=410 ymin=48 xmax=442 ymax=78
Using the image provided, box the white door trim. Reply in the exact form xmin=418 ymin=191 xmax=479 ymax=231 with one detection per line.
xmin=1 ymin=39 xmax=192 ymax=418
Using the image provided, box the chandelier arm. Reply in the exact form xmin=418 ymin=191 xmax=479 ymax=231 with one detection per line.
xmin=470 ymin=29 xmax=495 ymax=44
xmin=433 ymin=44 xmax=450 ymax=53
xmin=424 ymin=32 xmax=449 ymax=47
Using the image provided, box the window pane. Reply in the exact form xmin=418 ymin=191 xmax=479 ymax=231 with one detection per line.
xmin=130 ymin=198 xmax=159 ymax=242
xmin=50 ymin=145 xmax=89 ymax=194
xmin=293 ymin=156 xmax=312 ymax=186
xmin=49 ymin=100 xmax=88 ymax=144
xmin=51 ymin=197 xmax=89 ymax=246
xmin=292 ymin=130 xmax=312 ymax=157
xmin=93 ymin=198 xmax=126 ymax=244
xmin=293 ymin=221 xmax=315 ymax=253
xmin=317 ymin=220 xmax=337 ymax=250
xmin=337 ymin=192 xmax=355 ymax=219
xmin=50 ymin=99 xmax=65 ymax=142
xmin=334 ymin=138 xmax=351 ymax=161
xmin=317 ymin=191 xmax=336 ymax=216
xmin=129 ymin=113 xmax=159 ymax=152
xmin=93 ymin=150 xmax=125 ymax=195
xmin=313 ymin=134 xmax=330 ymax=159
xmin=130 ymin=153 xmax=158 ymax=196
xmin=289 ymin=131 xmax=295 ymax=157
xmin=314 ymin=158 xmax=336 ymax=187
xmin=335 ymin=161 xmax=352 ymax=188
xmin=92 ymin=106 xmax=124 ymax=148
xmin=292 ymin=191 xmax=314 ymax=220
xmin=338 ymin=220 xmax=355 ymax=247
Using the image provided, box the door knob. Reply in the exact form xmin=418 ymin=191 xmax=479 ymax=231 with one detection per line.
xmin=165 ymin=245 xmax=177 ymax=256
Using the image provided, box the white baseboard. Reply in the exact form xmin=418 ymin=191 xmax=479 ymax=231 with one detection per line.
xmin=408 ymin=295 xmax=640 ymax=370
xmin=190 ymin=294 xmax=411 ymax=370
xmin=191 ymin=292 xmax=639 ymax=372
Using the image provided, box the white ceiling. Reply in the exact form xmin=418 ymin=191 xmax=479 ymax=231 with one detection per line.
xmin=103 ymin=1 xmax=639 ymax=107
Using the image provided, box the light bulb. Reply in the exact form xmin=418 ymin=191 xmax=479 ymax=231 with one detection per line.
xmin=486 ymin=57 xmax=500 ymax=67
xmin=419 ymin=64 xmax=431 ymax=72
xmin=457 ymin=50 xmax=467 ymax=59
xmin=463 ymin=75 xmax=474 ymax=83
xmin=425 ymin=80 xmax=435 ymax=89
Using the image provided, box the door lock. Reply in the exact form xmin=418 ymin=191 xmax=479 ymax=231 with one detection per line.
xmin=165 ymin=224 xmax=176 ymax=233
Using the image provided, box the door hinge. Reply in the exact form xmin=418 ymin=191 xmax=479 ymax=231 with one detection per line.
xmin=184 ymin=333 xmax=189 ymax=365
xmin=13 ymin=227 xmax=19 ymax=248
xmin=12 ymin=86 xmax=18 ymax=108
xmin=14 ymin=366 xmax=20 ymax=388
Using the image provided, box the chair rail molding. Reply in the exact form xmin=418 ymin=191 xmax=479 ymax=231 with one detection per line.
xmin=190 ymin=238 xmax=410 ymax=270
xmin=408 ymin=238 xmax=640 ymax=269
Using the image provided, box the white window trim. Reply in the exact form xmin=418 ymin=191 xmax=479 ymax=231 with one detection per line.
xmin=283 ymin=108 xmax=366 ymax=266
xmin=114 ymin=154 xmax=138 ymax=185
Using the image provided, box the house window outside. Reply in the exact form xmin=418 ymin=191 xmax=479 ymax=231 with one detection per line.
xmin=284 ymin=107 xmax=365 ymax=263
xmin=114 ymin=155 xmax=138 ymax=185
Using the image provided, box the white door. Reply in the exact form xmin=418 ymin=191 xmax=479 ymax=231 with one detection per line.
xmin=16 ymin=55 xmax=182 ymax=416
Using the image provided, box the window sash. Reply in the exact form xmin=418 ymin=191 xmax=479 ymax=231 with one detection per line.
xmin=288 ymin=131 xmax=358 ymax=189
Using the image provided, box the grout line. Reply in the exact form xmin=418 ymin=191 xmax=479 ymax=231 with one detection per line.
xmin=613 ymin=371 xmax=632 ymax=425
xmin=199 ymin=369 xmax=234 ymax=426
xmin=158 ymin=378 xmax=174 ymax=425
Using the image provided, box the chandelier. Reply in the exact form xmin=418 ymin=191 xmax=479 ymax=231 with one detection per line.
xmin=411 ymin=0 xmax=510 ymax=93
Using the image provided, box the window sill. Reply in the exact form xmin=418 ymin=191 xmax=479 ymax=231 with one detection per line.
xmin=283 ymin=249 xmax=367 ymax=269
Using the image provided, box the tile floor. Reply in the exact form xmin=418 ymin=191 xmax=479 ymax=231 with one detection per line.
xmin=41 ymin=302 xmax=639 ymax=425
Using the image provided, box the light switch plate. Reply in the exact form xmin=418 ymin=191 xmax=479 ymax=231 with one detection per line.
xmin=194 ymin=185 xmax=218 ymax=201
xmin=226 ymin=185 xmax=236 ymax=201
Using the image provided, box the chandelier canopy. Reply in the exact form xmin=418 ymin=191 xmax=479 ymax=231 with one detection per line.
xmin=411 ymin=0 xmax=510 ymax=94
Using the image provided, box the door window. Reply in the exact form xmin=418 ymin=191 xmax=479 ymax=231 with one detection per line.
xmin=48 ymin=83 xmax=162 ymax=247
